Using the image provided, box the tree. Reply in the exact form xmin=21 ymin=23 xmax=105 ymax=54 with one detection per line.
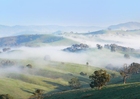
xmin=96 ymin=44 xmax=103 ymax=49
xmin=120 ymin=71 xmax=128 ymax=84
xmin=89 ymin=69 xmax=110 ymax=89
xmin=0 ymin=94 xmax=14 ymax=99
xmin=110 ymin=45 xmax=116 ymax=52
xmin=120 ymin=64 xmax=129 ymax=84
xmin=68 ymin=77 xmax=81 ymax=89
xmin=124 ymin=54 xmax=130 ymax=59
xmin=80 ymin=72 xmax=87 ymax=76
xmin=129 ymin=62 xmax=140 ymax=74
xmin=29 ymin=89 xmax=44 ymax=99
xmin=86 ymin=62 xmax=89 ymax=66
xmin=26 ymin=64 xmax=32 ymax=68
xmin=120 ymin=62 xmax=140 ymax=84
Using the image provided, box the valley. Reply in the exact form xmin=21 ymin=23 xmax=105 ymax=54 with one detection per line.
xmin=0 ymin=22 xmax=140 ymax=99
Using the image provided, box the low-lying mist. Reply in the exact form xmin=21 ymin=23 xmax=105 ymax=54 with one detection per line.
xmin=0 ymin=46 xmax=139 ymax=67
xmin=0 ymin=33 xmax=140 ymax=75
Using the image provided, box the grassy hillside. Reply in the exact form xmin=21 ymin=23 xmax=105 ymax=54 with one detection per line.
xmin=0 ymin=60 xmax=114 ymax=99
xmin=44 ymin=82 xmax=140 ymax=99
xmin=0 ymin=57 xmax=140 ymax=99
xmin=0 ymin=34 xmax=78 ymax=47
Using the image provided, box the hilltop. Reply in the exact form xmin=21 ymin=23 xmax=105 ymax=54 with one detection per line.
xmin=108 ymin=22 xmax=140 ymax=30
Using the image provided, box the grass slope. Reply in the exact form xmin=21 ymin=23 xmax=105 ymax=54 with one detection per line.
xmin=0 ymin=60 xmax=113 ymax=99
xmin=44 ymin=82 xmax=140 ymax=99
xmin=0 ymin=34 xmax=78 ymax=47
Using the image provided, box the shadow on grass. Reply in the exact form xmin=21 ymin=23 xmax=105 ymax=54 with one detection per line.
xmin=20 ymin=88 xmax=34 ymax=94
xmin=43 ymin=80 xmax=70 ymax=92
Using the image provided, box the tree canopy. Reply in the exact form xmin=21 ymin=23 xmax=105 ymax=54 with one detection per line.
xmin=68 ymin=77 xmax=81 ymax=89
xmin=89 ymin=69 xmax=110 ymax=89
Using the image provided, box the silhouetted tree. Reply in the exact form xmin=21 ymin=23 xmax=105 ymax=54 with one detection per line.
xmin=89 ymin=69 xmax=110 ymax=89
xmin=68 ymin=77 xmax=81 ymax=89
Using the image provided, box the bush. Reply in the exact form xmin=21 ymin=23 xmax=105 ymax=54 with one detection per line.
xmin=68 ymin=77 xmax=81 ymax=89
xmin=29 ymin=89 xmax=44 ymax=99
xmin=0 ymin=94 xmax=14 ymax=99
xmin=80 ymin=72 xmax=87 ymax=76
xmin=26 ymin=64 xmax=32 ymax=68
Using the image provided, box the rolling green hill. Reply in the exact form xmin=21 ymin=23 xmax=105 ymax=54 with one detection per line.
xmin=1 ymin=59 xmax=140 ymax=99
xmin=0 ymin=59 xmax=119 ymax=99
xmin=0 ymin=34 xmax=78 ymax=47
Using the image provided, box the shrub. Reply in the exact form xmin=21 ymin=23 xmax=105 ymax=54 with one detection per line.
xmin=0 ymin=94 xmax=14 ymax=99
xmin=68 ymin=77 xmax=81 ymax=89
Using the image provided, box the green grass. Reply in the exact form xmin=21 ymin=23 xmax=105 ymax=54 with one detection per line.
xmin=44 ymin=82 xmax=140 ymax=99
xmin=47 ymin=38 xmax=78 ymax=46
xmin=0 ymin=60 xmax=107 ymax=99
xmin=0 ymin=58 xmax=139 ymax=99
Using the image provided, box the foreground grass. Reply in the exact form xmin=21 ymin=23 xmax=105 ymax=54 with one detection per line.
xmin=44 ymin=82 xmax=140 ymax=99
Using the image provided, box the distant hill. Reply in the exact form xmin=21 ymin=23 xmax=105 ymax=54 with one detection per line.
xmin=108 ymin=22 xmax=140 ymax=30
xmin=84 ymin=30 xmax=107 ymax=35
xmin=0 ymin=25 xmax=104 ymax=37
xmin=0 ymin=34 xmax=77 ymax=47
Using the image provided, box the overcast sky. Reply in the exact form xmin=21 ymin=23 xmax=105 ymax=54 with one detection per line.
xmin=0 ymin=0 xmax=140 ymax=26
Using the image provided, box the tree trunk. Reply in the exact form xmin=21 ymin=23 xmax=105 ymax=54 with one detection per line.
xmin=98 ymin=86 xmax=102 ymax=90
xmin=123 ymin=76 xmax=127 ymax=84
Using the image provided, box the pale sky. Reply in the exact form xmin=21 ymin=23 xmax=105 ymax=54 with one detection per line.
xmin=0 ymin=0 xmax=140 ymax=26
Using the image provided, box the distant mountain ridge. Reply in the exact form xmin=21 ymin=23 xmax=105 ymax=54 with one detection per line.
xmin=0 ymin=25 xmax=103 ymax=37
xmin=108 ymin=22 xmax=140 ymax=30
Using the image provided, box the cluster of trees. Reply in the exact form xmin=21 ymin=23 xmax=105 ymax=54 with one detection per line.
xmin=2 ymin=48 xmax=11 ymax=52
xmin=0 ymin=48 xmax=11 ymax=53
xmin=104 ymin=44 xmax=135 ymax=52
xmin=63 ymin=43 xmax=89 ymax=52
xmin=0 ymin=59 xmax=16 ymax=67
xmin=69 ymin=69 xmax=111 ymax=90
xmin=97 ymin=44 xmax=132 ymax=59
